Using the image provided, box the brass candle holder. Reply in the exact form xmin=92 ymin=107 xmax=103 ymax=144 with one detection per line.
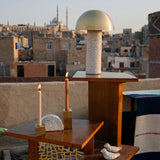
xmin=35 ymin=124 xmax=46 ymax=137
xmin=63 ymin=109 xmax=72 ymax=129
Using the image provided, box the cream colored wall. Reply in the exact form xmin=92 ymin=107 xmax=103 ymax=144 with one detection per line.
xmin=0 ymin=82 xmax=88 ymax=128
xmin=0 ymin=78 xmax=160 ymax=128
xmin=21 ymin=37 xmax=28 ymax=48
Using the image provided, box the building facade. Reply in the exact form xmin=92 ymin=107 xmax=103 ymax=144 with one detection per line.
xmin=0 ymin=36 xmax=19 ymax=76
xmin=10 ymin=61 xmax=56 ymax=78
xmin=148 ymin=11 xmax=160 ymax=78
xmin=33 ymin=36 xmax=86 ymax=76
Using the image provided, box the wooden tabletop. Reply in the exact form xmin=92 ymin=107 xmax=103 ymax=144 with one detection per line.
xmin=5 ymin=119 xmax=104 ymax=149
xmin=72 ymin=71 xmax=138 ymax=82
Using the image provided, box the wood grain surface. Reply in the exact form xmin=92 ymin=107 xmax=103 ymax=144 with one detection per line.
xmin=80 ymin=144 xmax=139 ymax=160
xmin=88 ymin=81 xmax=123 ymax=146
xmin=72 ymin=71 xmax=138 ymax=82
xmin=72 ymin=71 xmax=138 ymax=146
xmin=5 ymin=119 xmax=104 ymax=149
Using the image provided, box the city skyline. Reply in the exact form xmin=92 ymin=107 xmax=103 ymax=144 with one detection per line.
xmin=0 ymin=0 xmax=160 ymax=33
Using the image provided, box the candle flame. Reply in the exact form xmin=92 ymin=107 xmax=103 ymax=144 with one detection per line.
xmin=65 ymin=72 xmax=69 ymax=78
xmin=37 ymin=84 xmax=41 ymax=90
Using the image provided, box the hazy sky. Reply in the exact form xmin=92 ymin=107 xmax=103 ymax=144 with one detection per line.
xmin=0 ymin=0 xmax=160 ymax=33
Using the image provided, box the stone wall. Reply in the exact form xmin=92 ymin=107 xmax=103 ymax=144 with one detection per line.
xmin=149 ymin=36 xmax=160 ymax=78
xmin=0 ymin=78 xmax=160 ymax=128
xmin=32 ymin=37 xmax=86 ymax=76
xmin=0 ymin=37 xmax=17 ymax=65
xmin=10 ymin=62 xmax=56 ymax=78
xmin=33 ymin=37 xmax=59 ymax=61
xmin=0 ymin=36 xmax=19 ymax=76
xmin=0 ymin=82 xmax=88 ymax=128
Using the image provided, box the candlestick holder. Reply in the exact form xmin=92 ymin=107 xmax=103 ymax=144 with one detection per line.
xmin=35 ymin=124 xmax=46 ymax=137
xmin=63 ymin=109 xmax=72 ymax=129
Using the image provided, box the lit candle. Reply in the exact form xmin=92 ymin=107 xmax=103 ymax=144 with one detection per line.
xmin=65 ymin=72 xmax=69 ymax=111
xmin=37 ymin=84 xmax=42 ymax=127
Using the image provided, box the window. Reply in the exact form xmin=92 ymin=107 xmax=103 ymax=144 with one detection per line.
xmin=108 ymin=62 xmax=111 ymax=68
xmin=76 ymin=47 xmax=82 ymax=50
xmin=136 ymin=61 xmax=139 ymax=67
xmin=18 ymin=42 xmax=21 ymax=49
xmin=15 ymin=42 xmax=21 ymax=49
xmin=119 ymin=62 xmax=124 ymax=68
xmin=46 ymin=43 xmax=52 ymax=50
xmin=130 ymin=62 xmax=135 ymax=68
xmin=48 ymin=65 xmax=54 ymax=77
xmin=73 ymin=61 xmax=80 ymax=65
xmin=68 ymin=43 xmax=71 ymax=50
xmin=17 ymin=65 xmax=24 ymax=77
xmin=15 ymin=43 xmax=18 ymax=49
xmin=124 ymin=49 xmax=128 ymax=53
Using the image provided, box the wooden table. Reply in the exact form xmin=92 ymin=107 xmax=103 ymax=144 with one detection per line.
xmin=72 ymin=71 xmax=138 ymax=146
xmin=5 ymin=119 xmax=104 ymax=160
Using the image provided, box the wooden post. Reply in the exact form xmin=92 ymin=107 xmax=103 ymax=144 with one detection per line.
xmin=28 ymin=140 xmax=38 ymax=160
xmin=84 ymin=137 xmax=94 ymax=154
xmin=88 ymin=81 xmax=123 ymax=146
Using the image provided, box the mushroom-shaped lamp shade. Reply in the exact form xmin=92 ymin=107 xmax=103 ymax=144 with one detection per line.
xmin=76 ymin=10 xmax=114 ymax=75
xmin=76 ymin=10 xmax=114 ymax=31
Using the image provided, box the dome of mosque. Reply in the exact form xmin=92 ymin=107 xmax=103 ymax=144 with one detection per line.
xmin=47 ymin=17 xmax=63 ymax=27
xmin=51 ymin=17 xmax=58 ymax=24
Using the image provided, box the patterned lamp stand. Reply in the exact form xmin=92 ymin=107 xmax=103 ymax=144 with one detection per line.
xmin=86 ymin=30 xmax=102 ymax=75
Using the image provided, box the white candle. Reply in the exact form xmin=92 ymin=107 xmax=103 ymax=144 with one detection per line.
xmin=37 ymin=84 xmax=42 ymax=127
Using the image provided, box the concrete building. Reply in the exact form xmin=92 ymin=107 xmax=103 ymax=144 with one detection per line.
xmin=9 ymin=24 xmax=49 ymax=33
xmin=123 ymin=28 xmax=133 ymax=46
xmin=0 ymin=35 xmax=57 ymax=78
xmin=0 ymin=36 xmax=19 ymax=65
xmin=20 ymin=36 xmax=28 ymax=48
xmin=107 ymin=28 xmax=149 ymax=77
xmin=120 ymin=46 xmax=132 ymax=56
xmin=102 ymin=53 xmax=137 ymax=71
xmin=4 ymin=24 xmax=67 ymax=47
xmin=18 ymin=48 xmax=33 ymax=61
xmin=148 ymin=11 xmax=160 ymax=78
xmin=141 ymin=25 xmax=149 ymax=44
xmin=10 ymin=61 xmax=56 ymax=78
xmin=0 ymin=6 xmax=69 ymax=47
xmin=0 ymin=36 xmax=19 ymax=76
xmin=114 ymin=57 xmax=136 ymax=69
xmin=134 ymin=31 xmax=143 ymax=44
xmin=139 ymin=44 xmax=149 ymax=77
xmin=0 ymin=31 xmax=85 ymax=77
xmin=112 ymin=34 xmax=124 ymax=53
xmin=33 ymin=36 xmax=86 ymax=76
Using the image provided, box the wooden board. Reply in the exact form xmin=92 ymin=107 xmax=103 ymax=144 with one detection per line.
xmin=5 ymin=119 xmax=104 ymax=150
xmin=72 ymin=71 xmax=138 ymax=82
xmin=80 ymin=144 xmax=139 ymax=160
xmin=88 ymin=81 xmax=123 ymax=146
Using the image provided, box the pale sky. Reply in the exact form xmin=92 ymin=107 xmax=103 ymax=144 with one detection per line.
xmin=0 ymin=0 xmax=160 ymax=33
